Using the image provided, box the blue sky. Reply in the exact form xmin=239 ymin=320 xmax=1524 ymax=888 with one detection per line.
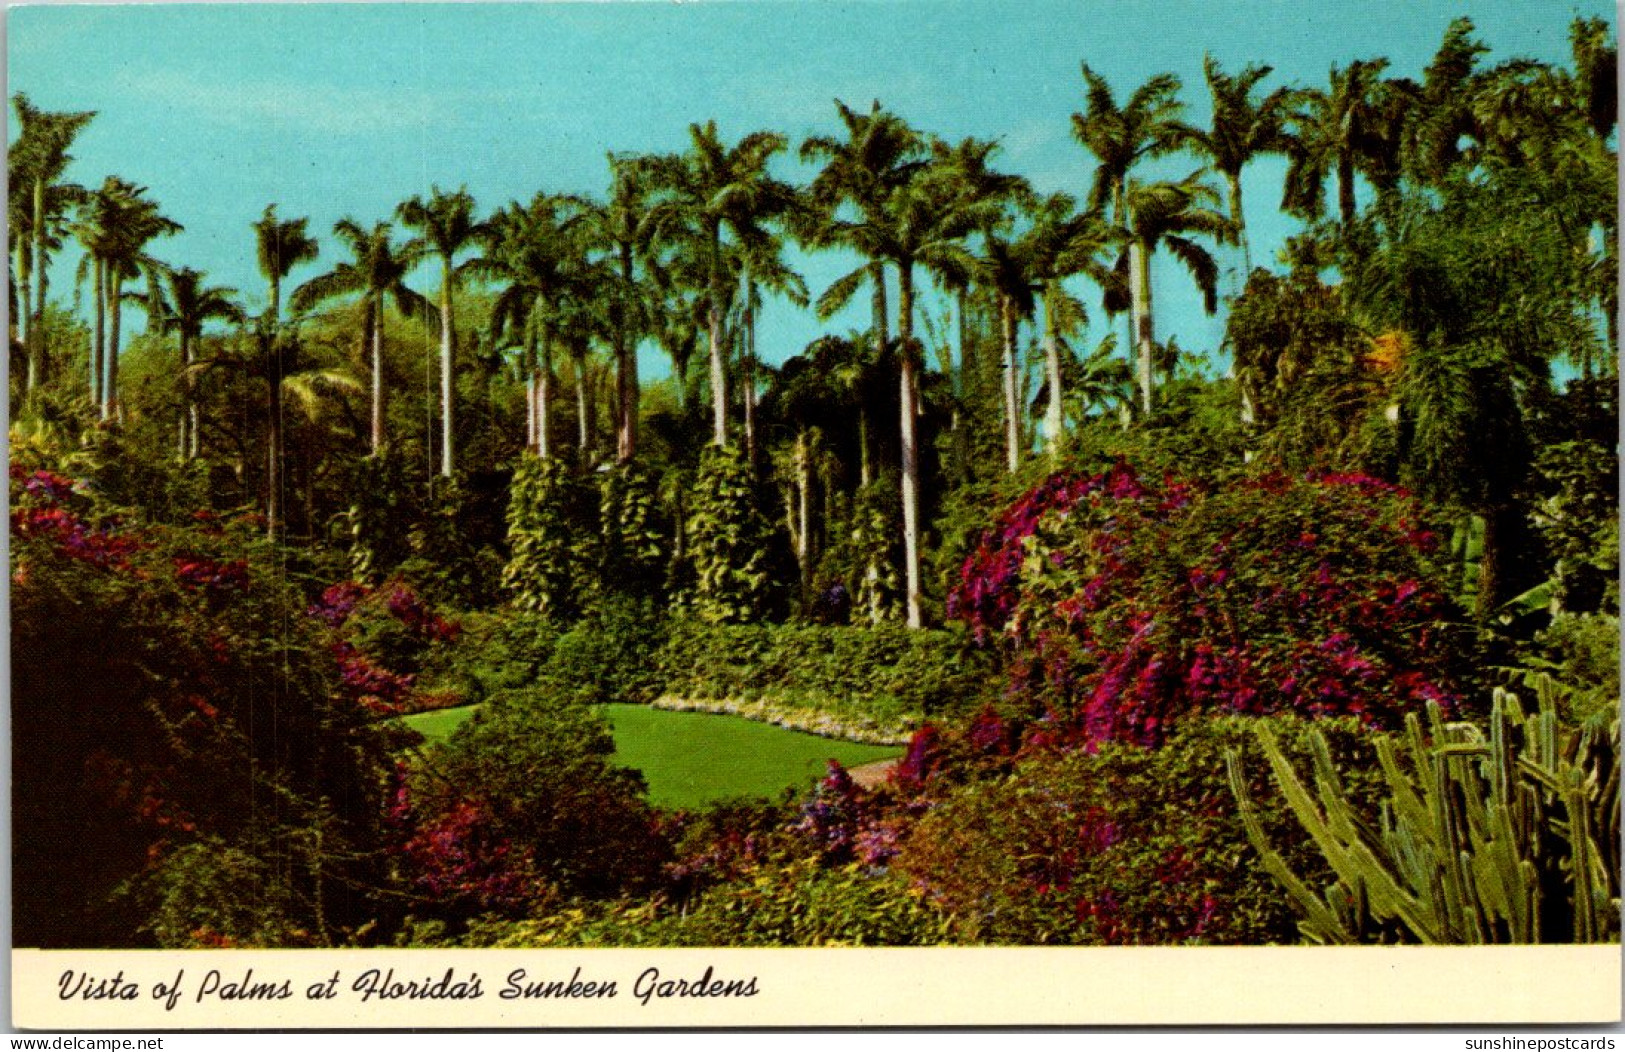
xmin=7 ymin=0 xmax=1612 ymax=381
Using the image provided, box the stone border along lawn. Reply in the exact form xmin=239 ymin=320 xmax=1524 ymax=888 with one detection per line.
xmin=397 ymin=702 xmax=903 ymax=810
xmin=648 ymin=693 xmax=916 ymax=745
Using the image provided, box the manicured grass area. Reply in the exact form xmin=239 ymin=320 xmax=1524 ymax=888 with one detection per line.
xmin=600 ymin=703 xmax=901 ymax=810
xmin=399 ymin=702 xmax=901 ymax=810
xmin=400 ymin=703 xmax=481 ymax=743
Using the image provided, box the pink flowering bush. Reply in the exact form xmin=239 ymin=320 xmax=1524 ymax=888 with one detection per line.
xmin=307 ymin=578 xmax=461 ymax=715
xmin=10 ymin=460 xmax=399 ymax=947
xmin=951 ymin=462 xmax=1466 ymax=747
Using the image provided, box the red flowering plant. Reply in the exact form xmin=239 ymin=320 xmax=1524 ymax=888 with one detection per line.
xmin=10 ymin=461 xmax=398 ymax=947
xmin=950 ymin=461 xmax=1468 ymax=749
xmin=307 ymin=578 xmax=461 ymax=716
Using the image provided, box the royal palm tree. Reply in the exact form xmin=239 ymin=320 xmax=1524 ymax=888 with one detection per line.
xmin=290 ymin=219 xmax=431 ymax=454
xmin=159 ymin=267 xmax=243 ymax=459
xmin=578 ymin=155 xmax=663 ymax=463
xmin=802 ymin=99 xmax=931 ymax=473
xmin=75 ymin=178 xmax=181 ymax=422
xmin=10 ymin=95 xmax=94 ymax=395
xmin=1109 ymin=174 xmax=1233 ymax=415
xmin=252 ymin=204 xmax=320 ymax=326
xmin=825 ymin=149 xmax=984 ymax=627
xmin=648 ymin=122 xmax=798 ymax=448
xmin=397 ymin=185 xmax=484 ymax=476
xmin=1283 ymin=59 xmax=1415 ymax=229
xmin=977 ymin=225 xmax=1036 ymax=473
xmin=1014 ymin=193 xmax=1118 ymax=454
xmin=1185 ymin=55 xmax=1295 ymax=277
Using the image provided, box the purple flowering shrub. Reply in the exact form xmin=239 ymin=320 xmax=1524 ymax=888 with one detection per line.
xmin=951 ymin=462 xmax=1466 ymax=747
xmin=307 ymin=578 xmax=461 ymax=716
xmin=10 ymin=461 xmax=398 ymax=947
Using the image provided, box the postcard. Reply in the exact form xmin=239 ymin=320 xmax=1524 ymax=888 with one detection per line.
xmin=7 ymin=0 xmax=1620 ymax=1031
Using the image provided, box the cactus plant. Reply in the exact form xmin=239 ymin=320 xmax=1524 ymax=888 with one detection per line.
xmin=1226 ymin=676 xmax=1620 ymax=944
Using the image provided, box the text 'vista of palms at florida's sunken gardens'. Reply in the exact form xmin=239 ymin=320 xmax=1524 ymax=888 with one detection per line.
xmin=8 ymin=2 xmax=1620 ymax=953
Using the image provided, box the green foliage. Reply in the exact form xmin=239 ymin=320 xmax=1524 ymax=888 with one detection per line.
xmin=656 ymin=620 xmax=995 ymax=742
xmin=501 ymin=455 xmax=596 ymax=619
xmin=340 ymin=451 xmax=418 ymax=582
xmin=685 ymin=444 xmax=773 ymax=623
xmin=543 ymin=597 xmax=668 ymax=706
xmin=132 ymin=838 xmax=318 ymax=949
xmin=404 ymin=472 xmax=504 ymax=608
xmin=813 ymin=472 xmax=902 ymax=625
xmin=1510 ymin=613 xmax=1620 ymax=727
xmin=1229 ymin=682 xmax=1622 ymax=944
xmin=895 ymin=715 xmax=1385 ymax=945
xmin=1531 ymin=435 xmax=1619 ymax=615
xmin=11 ymin=465 xmax=397 ymax=947
xmin=399 ymin=690 xmax=671 ymax=915
xmin=598 ymin=463 xmax=668 ymax=601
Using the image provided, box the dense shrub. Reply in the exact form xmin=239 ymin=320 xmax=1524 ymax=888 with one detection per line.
xmin=502 ymin=455 xmax=597 ymax=619
xmin=893 ymin=715 xmax=1387 ymax=945
xmin=952 ymin=461 xmax=1468 ymax=746
xmin=684 ymin=445 xmax=775 ymax=624
xmin=11 ymin=464 xmax=399 ymax=947
xmin=544 ymin=597 xmax=669 ymax=706
xmin=391 ymin=690 xmax=671 ymax=920
xmin=655 ymin=620 xmax=997 ymax=742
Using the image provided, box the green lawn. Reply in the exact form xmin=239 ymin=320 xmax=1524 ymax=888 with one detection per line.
xmin=399 ymin=702 xmax=901 ymax=810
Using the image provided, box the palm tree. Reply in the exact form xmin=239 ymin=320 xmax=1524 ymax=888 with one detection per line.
xmin=1185 ymin=55 xmax=1295 ymax=277
xmin=978 ymin=226 xmax=1037 ymax=473
xmin=1014 ymin=193 xmax=1118 ymax=454
xmin=397 ymin=185 xmax=483 ymax=476
xmin=1283 ymin=59 xmax=1415 ymax=229
xmin=159 ymin=267 xmax=243 ymax=459
xmin=10 ymin=95 xmax=94 ymax=395
xmin=1109 ymin=174 xmax=1233 ymax=415
xmin=825 ymin=148 xmax=984 ymax=628
xmin=1071 ymin=66 xmax=1187 ymax=227
xmin=801 ymin=99 xmax=930 ymax=475
xmin=291 ymin=219 xmax=431 ymax=454
xmin=579 ymin=154 xmax=663 ymax=463
xmin=74 ymin=178 xmax=181 ymax=422
xmin=730 ymin=232 xmax=808 ymax=461
xmin=252 ymin=204 xmax=320 ymax=325
xmin=648 ymin=122 xmax=798 ymax=448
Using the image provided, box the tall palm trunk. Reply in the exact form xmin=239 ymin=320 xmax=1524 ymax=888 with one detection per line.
xmin=1337 ymin=148 xmax=1357 ymax=230
xmin=27 ymin=177 xmax=45 ymax=394
xmin=524 ymin=323 xmax=538 ymax=454
xmin=575 ymin=352 xmax=590 ymax=455
xmin=742 ymin=297 xmax=758 ymax=463
xmin=14 ymin=241 xmax=31 ymax=355
xmin=1226 ymin=172 xmax=1252 ymax=278
xmin=1000 ymin=294 xmax=1020 ymax=473
xmin=90 ymin=256 xmax=105 ymax=406
xmin=795 ymin=428 xmax=812 ymax=590
xmin=438 ymin=257 xmax=456 ymax=476
xmin=370 ymin=300 xmax=385 ymax=454
xmin=537 ymin=323 xmax=553 ymax=460
xmin=1042 ymin=287 xmax=1065 ymax=455
xmin=267 ymin=345 xmax=285 ymax=542
xmin=897 ymin=261 xmax=922 ymax=630
xmin=616 ymin=245 xmax=638 ymax=463
xmin=102 ymin=270 xmax=123 ymax=422
xmin=181 ymin=331 xmax=198 ymax=460
xmin=862 ymin=260 xmax=888 ymax=487
xmin=1130 ymin=239 xmax=1154 ymax=417
xmin=707 ymin=222 xmax=728 ymax=447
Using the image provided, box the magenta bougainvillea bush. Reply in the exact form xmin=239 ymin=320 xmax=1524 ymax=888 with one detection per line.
xmin=950 ymin=461 xmax=1466 ymax=747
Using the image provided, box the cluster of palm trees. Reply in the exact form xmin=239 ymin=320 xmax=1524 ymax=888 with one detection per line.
xmin=8 ymin=15 xmax=1616 ymax=623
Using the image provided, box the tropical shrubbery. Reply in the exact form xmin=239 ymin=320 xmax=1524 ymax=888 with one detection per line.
xmin=10 ymin=463 xmax=400 ymax=947
xmin=952 ymin=462 xmax=1469 ymax=746
xmin=654 ymin=619 xmax=995 ymax=742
